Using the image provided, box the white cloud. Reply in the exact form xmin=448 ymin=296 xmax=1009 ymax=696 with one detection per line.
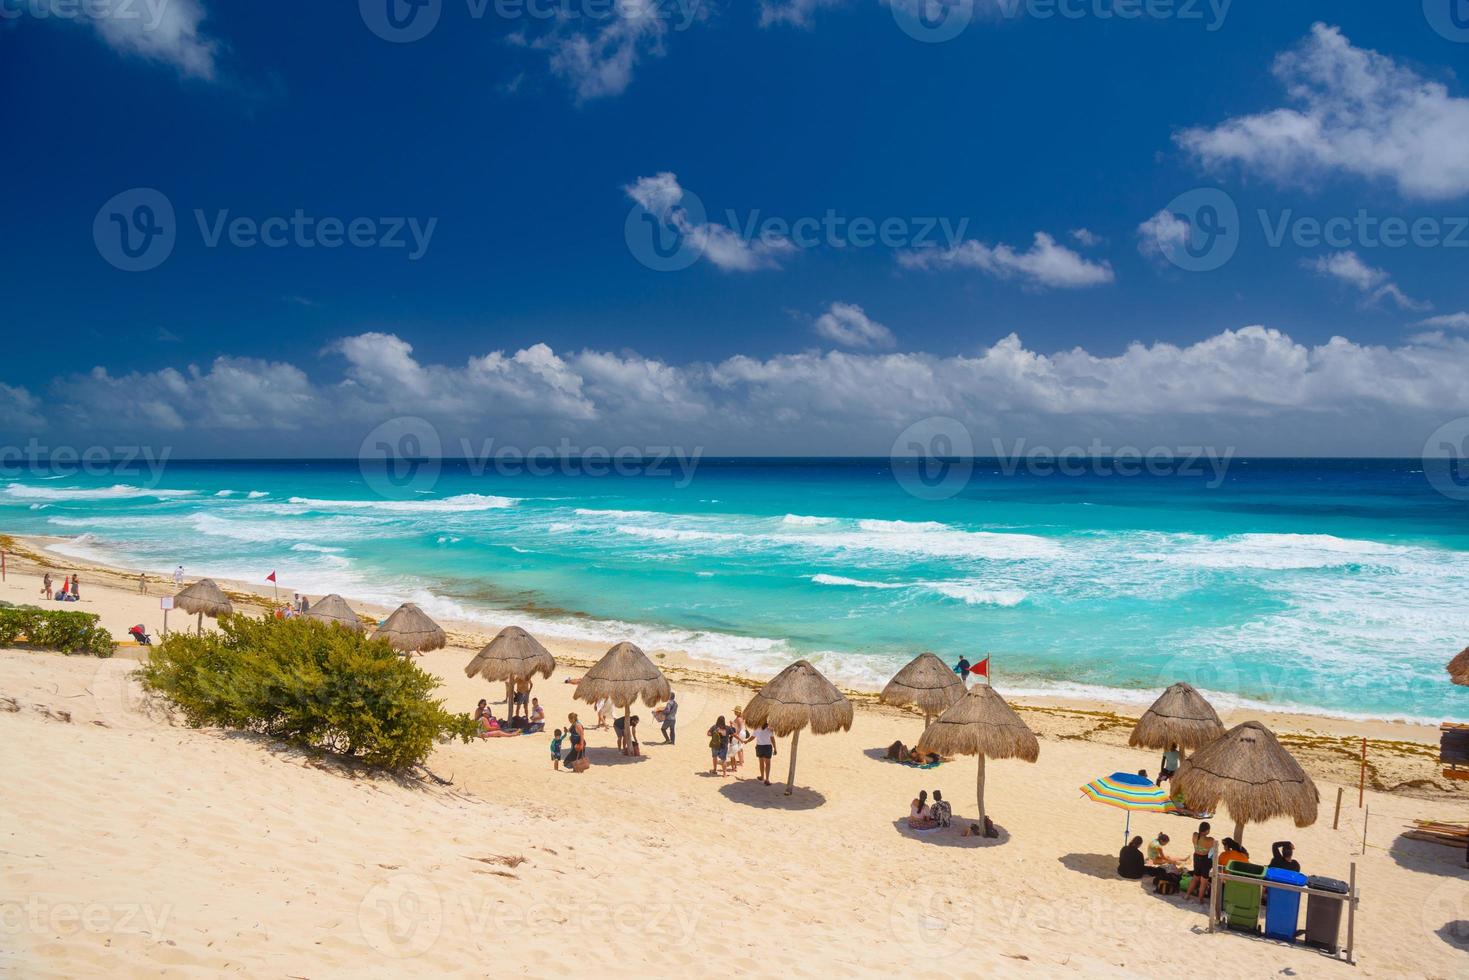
xmin=757 ymin=0 xmax=845 ymax=27
xmin=1416 ymin=312 xmax=1469 ymax=330
xmin=31 ymin=0 xmax=219 ymax=79
xmin=536 ymin=0 xmax=704 ymax=101
xmin=0 ymin=383 xmax=42 ymax=431
xmin=1304 ymin=250 xmax=1430 ymax=312
xmin=1070 ymin=228 xmax=1103 ymax=247
xmin=898 ymin=232 xmax=1114 ymax=289
xmin=30 ymin=327 xmax=1469 ymax=456
xmin=1136 ymin=209 xmax=1191 ymax=260
xmin=1177 ymin=23 xmax=1469 ymax=200
xmin=624 ymin=172 xmax=795 ymax=272
xmin=812 ymin=302 xmax=896 ymax=349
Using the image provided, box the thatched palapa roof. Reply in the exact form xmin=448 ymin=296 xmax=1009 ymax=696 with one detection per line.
xmin=371 ymin=602 xmax=446 ymax=653
xmin=574 ymin=641 xmax=670 ymax=708
xmin=1171 ymin=720 xmax=1319 ymax=829
xmin=917 ymin=683 xmax=1039 ymax=762
xmin=173 ymin=578 xmax=232 ymax=618
xmin=744 ymin=660 xmax=853 ymax=737
xmin=305 ymin=594 xmax=364 ymax=631
xmin=881 ymin=651 xmax=965 ymax=717
xmin=1128 ymin=681 xmax=1225 ymax=751
xmin=1448 ymin=647 xmax=1469 ymax=687
xmin=464 ymin=625 xmax=555 ymax=683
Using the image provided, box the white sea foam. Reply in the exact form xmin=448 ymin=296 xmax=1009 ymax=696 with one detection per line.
xmin=247 ymin=491 xmax=269 ymax=499
xmin=215 ymin=490 xmax=235 ymax=497
xmin=1137 ymin=532 xmax=1415 ymax=571
xmin=286 ymin=494 xmax=516 ymax=513
xmin=925 ymin=582 xmax=1028 ymax=607
xmin=782 ymin=514 xmax=836 ymax=526
xmin=290 ymin=543 xmax=344 ymax=554
xmin=3 ymin=483 xmax=195 ymax=501
xmin=810 ymin=573 xmax=907 ymax=590
xmin=614 ymin=525 xmax=741 ymax=543
xmin=574 ymin=507 xmax=661 ymax=519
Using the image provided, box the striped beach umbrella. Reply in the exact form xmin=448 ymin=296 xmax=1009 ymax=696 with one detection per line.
xmin=1081 ymin=771 xmax=1179 ymax=843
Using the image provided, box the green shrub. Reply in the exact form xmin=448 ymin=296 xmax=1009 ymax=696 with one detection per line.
xmin=0 ymin=607 xmax=114 ymax=656
xmin=139 ymin=615 xmax=475 ymax=770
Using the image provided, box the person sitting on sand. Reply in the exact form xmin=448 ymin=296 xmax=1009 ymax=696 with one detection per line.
xmin=1118 ymin=836 xmax=1148 ymax=880
xmin=907 ymin=790 xmax=938 ymax=830
xmin=1269 ymin=841 xmax=1298 ymax=872
xmin=1216 ymin=838 xmax=1248 ymax=869
xmin=550 ymin=728 xmax=565 ymax=770
xmin=525 ymin=698 xmax=545 ymax=734
xmin=1185 ymin=822 xmax=1215 ymax=904
xmin=886 ymin=740 xmax=908 ymax=762
xmin=930 ymin=790 xmax=952 ymax=827
xmin=1147 ymin=833 xmax=1181 ymax=870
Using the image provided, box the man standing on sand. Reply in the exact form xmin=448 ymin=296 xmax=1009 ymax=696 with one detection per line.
xmin=70 ymin=573 xmax=79 ymax=599
xmin=660 ymin=692 xmax=678 ymax=744
xmin=174 ymin=565 xmax=184 ymax=587
xmin=138 ymin=573 xmax=147 ymax=594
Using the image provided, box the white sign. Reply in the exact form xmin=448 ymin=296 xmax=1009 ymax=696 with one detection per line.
xmin=159 ymin=597 xmax=174 ymax=610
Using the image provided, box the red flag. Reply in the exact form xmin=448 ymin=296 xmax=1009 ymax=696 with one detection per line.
xmin=972 ymin=657 xmax=990 ymax=678
xmin=266 ymin=571 xmax=277 ymax=583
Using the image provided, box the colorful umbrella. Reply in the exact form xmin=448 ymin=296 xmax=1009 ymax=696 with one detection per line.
xmin=1081 ymin=771 xmax=1179 ymax=842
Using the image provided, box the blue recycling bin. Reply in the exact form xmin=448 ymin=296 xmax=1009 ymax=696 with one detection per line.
xmin=1263 ymin=867 xmax=1307 ymax=940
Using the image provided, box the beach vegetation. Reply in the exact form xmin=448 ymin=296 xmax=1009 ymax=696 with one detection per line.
xmin=140 ymin=614 xmax=475 ymax=770
xmin=0 ymin=607 xmax=115 ymax=656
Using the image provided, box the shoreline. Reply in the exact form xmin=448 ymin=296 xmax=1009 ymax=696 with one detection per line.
xmin=5 ymin=531 xmax=1459 ymax=754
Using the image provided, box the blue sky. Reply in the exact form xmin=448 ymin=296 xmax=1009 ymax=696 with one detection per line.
xmin=3 ymin=1 xmax=1469 ymax=455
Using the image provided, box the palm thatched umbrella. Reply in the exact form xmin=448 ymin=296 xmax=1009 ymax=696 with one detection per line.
xmin=574 ymin=642 xmax=670 ymax=755
xmin=1171 ymin=720 xmax=1319 ymax=845
xmin=881 ymin=651 xmax=965 ymax=732
xmin=371 ymin=602 xmax=446 ymax=656
xmin=918 ymin=683 xmax=1039 ymax=828
xmin=1448 ymin=647 xmax=1469 ymax=687
xmin=464 ymin=626 xmax=556 ymax=717
xmin=1128 ymin=682 xmax=1225 ymax=767
xmin=174 ymin=578 xmax=231 ymax=635
xmin=304 ymin=593 xmax=364 ymax=631
xmin=744 ymin=660 xmax=854 ymax=796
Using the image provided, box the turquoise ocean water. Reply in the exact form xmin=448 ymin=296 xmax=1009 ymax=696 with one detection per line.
xmin=3 ymin=458 xmax=1466 ymax=722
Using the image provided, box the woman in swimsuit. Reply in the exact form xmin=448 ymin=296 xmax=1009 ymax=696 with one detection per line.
xmin=1185 ymin=821 xmax=1215 ymax=905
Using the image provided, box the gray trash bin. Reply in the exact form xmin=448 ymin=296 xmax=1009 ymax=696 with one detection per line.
xmin=1304 ymin=875 xmax=1348 ymax=953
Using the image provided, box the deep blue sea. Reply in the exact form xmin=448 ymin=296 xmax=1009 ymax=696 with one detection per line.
xmin=3 ymin=457 xmax=1467 ymax=722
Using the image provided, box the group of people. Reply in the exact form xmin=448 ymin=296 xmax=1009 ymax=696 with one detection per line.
xmin=473 ymin=696 xmax=546 ymax=739
xmin=1118 ymin=820 xmax=1300 ymax=902
xmin=40 ymin=572 xmax=80 ymax=602
xmin=706 ymin=709 xmax=777 ymax=784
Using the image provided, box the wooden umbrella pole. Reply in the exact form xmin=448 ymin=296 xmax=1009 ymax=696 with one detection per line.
xmin=623 ymin=705 xmax=631 ymax=755
xmin=196 ymin=611 xmax=203 ymax=635
xmin=785 ymin=729 xmax=800 ymax=795
xmin=976 ymin=753 xmax=987 ymax=827
xmin=1232 ymin=821 xmax=1245 ymax=847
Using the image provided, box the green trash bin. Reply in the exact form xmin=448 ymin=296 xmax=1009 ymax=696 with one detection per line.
xmin=1222 ymin=860 xmax=1267 ymax=932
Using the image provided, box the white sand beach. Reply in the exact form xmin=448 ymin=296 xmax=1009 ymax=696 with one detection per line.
xmin=3 ymin=539 xmax=1468 ymax=978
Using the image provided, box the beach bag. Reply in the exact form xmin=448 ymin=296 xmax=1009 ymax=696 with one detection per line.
xmin=572 ymin=756 xmax=590 ymax=773
xmin=1155 ymin=877 xmax=1178 ymax=895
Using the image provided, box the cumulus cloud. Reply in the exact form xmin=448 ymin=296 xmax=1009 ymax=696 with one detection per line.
xmin=24 ymin=327 xmax=1469 ymax=456
xmin=812 ymin=302 xmax=896 ymax=349
xmin=0 ymin=383 xmax=43 ymax=431
xmin=533 ymin=0 xmax=709 ymax=100
xmin=1304 ymin=250 xmax=1430 ymax=312
xmin=1070 ymin=228 xmax=1103 ymax=247
xmin=1136 ymin=209 xmax=1191 ymax=261
xmin=624 ymin=172 xmax=795 ymax=272
xmin=898 ymin=232 xmax=1114 ymax=289
xmin=29 ymin=0 xmax=220 ymax=79
xmin=1176 ymin=23 xmax=1469 ymax=200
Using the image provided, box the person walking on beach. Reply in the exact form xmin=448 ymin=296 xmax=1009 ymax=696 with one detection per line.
xmin=729 ymin=707 xmax=750 ymax=771
xmin=565 ymin=712 xmax=587 ymax=770
xmin=138 ymin=572 xmax=147 ymax=594
xmin=659 ymin=692 xmax=678 ymax=744
xmin=41 ymin=572 xmax=52 ymax=600
xmin=174 ymin=565 xmax=184 ymax=587
xmin=70 ymin=574 xmax=79 ymax=599
xmin=708 ymin=716 xmax=730 ymax=776
xmin=753 ymin=722 xmax=776 ymax=785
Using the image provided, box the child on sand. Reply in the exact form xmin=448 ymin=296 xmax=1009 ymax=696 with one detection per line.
xmin=550 ymin=729 xmax=565 ymax=770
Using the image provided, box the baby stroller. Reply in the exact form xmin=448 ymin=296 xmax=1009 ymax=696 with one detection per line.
xmin=127 ymin=624 xmax=152 ymax=646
